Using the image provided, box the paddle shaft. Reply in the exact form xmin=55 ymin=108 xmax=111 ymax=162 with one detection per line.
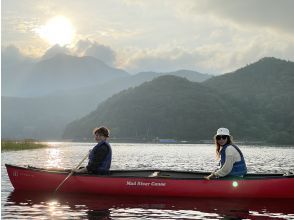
xmin=54 ymin=152 xmax=90 ymax=193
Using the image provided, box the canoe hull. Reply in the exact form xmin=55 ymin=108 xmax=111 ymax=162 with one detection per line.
xmin=6 ymin=164 xmax=294 ymax=198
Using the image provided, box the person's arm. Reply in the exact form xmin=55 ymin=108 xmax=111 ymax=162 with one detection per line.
xmin=205 ymin=146 xmax=235 ymax=179
xmin=214 ymin=155 xmax=234 ymax=177
xmin=86 ymin=144 xmax=109 ymax=172
xmin=215 ymin=146 xmax=239 ymax=177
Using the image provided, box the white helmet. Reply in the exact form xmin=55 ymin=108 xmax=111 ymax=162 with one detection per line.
xmin=216 ymin=128 xmax=230 ymax=136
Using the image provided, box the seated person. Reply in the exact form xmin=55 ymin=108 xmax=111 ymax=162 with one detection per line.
xmin=74 ymin=126 xmax=112 ymax=174
xmin=205 ymin=128 xmax=247 ymax=179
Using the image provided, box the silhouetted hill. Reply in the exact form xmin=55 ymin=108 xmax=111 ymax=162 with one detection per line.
xmin=1 ymin=69 xmax=211 ymax=139
xmin=55 ymin=69 xmax=211 ymax=99
xmin=204 ymin=57 xmax=294 ymax=143
xmin=204 ymin=57 xmax=294 ymax=101
xmin=63 ymin=76 xmax=245 ymax=140
xmin=2 ymin=56 xmax=293 ymax=143
xmin=63 ymin=57 xmax=294 ymax=144
xmin=135 ymin=70 xmax=211 ymax=83
xmin=2 ymin=53 xmax=129 ymax=97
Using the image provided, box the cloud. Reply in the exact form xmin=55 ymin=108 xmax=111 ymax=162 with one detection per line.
xmin=74 ymin=40 xmax=116 ymax=66
xmin=74 ymin=39 xmax=92 ymax=54
xmin=192 ymin=0 xmax=294 ymax=34
xmin=37 ymin=40 xmax=117 ymax=66
xmin=117 ymin=46 xmax=213 ymax=74
xmin=2 ymin=1 xmax=294 ymax=75
xmin=119 ymin=48 xmax=203 ymax=73
xmin=119 ymin=29 xmax=294 ymax=74
xmin=84 ymin=44 xmax=116 ymax=66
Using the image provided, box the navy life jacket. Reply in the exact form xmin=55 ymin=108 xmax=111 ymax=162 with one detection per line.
xmin=220 ymin=144 xmax=247 ymax=177
xmin=88 ymin=140 xmax=112 ymax=173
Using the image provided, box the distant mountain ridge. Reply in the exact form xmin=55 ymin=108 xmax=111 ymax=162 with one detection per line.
xmin=63 ymin=57 xmax=294 ymax=144
xmin=63 ymin=75 xmax=242 ymax=140
xmin=2 ymin=56 xmax=293 ymax=143
xmin=135 ymin=69 xmax=211 ymax=83
xmin=2 ymin=53 xmax=129 ymax=97
xmin=204 ymin=57 xmax=294 ymax=100
xmin=1 ymin=96 xmax=81 ymax=139
xmin=203 ymin=57 xmax=294 ymax=143
xmin=1 ymin=54 xmax=212 ymax=139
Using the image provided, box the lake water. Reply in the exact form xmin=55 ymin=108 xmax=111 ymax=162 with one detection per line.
xmin=2 ymin=143 xmax=294 ymax=219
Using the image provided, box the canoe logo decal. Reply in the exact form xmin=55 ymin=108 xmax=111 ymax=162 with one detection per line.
xmin=126 ymin=181 xmax=166 ymax=187
xmin=13 ymin=171 xmax=18 ymax=177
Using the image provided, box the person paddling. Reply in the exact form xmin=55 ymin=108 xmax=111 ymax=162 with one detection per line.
xmin=205 ymin=128 xmax=247 ymax=180
xmin=74 ymin=126 xmax=112 ymax=174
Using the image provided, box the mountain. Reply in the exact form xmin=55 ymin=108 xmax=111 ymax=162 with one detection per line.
xmin=62 ymin=75 xmax=245 ymax=141
xmin=204 ymin=57 xmax=294 ymax=102
xmin=134 ymin=70 xmax=211 ymax=83
xmin=203 ymin=57 xmax=294 ymax=143
xmin=2 ymin=53 xmax=129 ymax=97
xmin=1 ymin=49 xmax=35 ymax=97
xmin=1 ymin=95 xmax=89 ymax=140
xmin=3 ymin=56 xmax=293 ymax=143
xmin=1 ymin=69 xmax=211 ymax=140
xmin=63 ymin=57 xmax=294 ymax=144
xmin=51 ymin=69 xmax=212 ymax=103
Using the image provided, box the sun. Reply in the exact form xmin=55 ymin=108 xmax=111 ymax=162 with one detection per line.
xmin=36 ymin=16 xmax=75 ymax=46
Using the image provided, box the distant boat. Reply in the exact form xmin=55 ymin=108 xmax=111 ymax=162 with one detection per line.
xmin=158 ymin=139 xmax=177 ymax=143
xmin=6 ymin=164 xmax=294 ymax=198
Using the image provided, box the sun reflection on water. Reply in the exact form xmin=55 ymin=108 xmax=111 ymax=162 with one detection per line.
xmin=48 ymin=200 xmax=58 ymax=209
xmin=45 ymin=148 xmax=62 ymax=168
xmin=47 ymin=200 xmax=63 ymax=219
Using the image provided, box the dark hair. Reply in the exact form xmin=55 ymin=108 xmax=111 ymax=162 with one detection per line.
xmin=93 ymin=126 xmax=110 ymax=137
xmin=214 ymin=135 xmax=233 ymax=158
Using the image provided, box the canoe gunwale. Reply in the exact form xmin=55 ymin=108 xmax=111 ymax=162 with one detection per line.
xmin=5 ymin=164 xmax=294 ymax=180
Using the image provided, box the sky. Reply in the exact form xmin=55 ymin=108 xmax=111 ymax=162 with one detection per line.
xmin=2 ymin=0 xmax=294 ymax=74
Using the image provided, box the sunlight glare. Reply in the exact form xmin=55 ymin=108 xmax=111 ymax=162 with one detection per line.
xmin=46 ymin=148 xmax=62 ymax=168
xmin=35 ymin=16 xmax=75 ymax=46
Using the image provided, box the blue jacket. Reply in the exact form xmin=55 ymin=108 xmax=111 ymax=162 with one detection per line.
xmin=220 ymin=144 xmax=247 ymax=177
xmin=87 ymin=140 xmax=112 ymax=174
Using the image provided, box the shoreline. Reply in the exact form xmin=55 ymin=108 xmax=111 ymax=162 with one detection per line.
xmin=1 ymin=140 xmax=49 ymax=151
xmin=1 ymin=139 xmax=293 ymax=150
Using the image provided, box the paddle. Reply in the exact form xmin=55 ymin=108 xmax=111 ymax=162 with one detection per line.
xmin=54 ymin=151 xmax=90 ymax=193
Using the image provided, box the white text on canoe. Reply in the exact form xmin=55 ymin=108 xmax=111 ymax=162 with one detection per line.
xmin=126 ymin=181 xmax=166 ymax=187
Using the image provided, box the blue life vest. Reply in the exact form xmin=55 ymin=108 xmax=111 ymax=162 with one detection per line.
xmin=220 ymin=144 xmax=247 ymax=177
xmin=88 ymin=140 xmax=112 ymax=173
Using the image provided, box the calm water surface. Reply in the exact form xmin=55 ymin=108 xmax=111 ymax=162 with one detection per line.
xmin=2 ymin=143 xmax=294 ymax=219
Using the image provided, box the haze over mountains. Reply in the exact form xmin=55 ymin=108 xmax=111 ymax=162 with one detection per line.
xmin=2 ymin=53 xmax=129 ymax=97
xmin=63 ymin=57 xmax=294 ymax=144
xmin=2 ymin=51 xmax=211 ymax=139
xmin=2 ymin=48 xmax=293 ymax=143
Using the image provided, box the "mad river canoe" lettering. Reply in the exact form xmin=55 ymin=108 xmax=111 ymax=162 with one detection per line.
xmin=126 ymin=181 xmax=166 ymax=187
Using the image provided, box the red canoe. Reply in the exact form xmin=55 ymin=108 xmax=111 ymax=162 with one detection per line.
xmin=5 ymin=164 xmax=294 ymax=198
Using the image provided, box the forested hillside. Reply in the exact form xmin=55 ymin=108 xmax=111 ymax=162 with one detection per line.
xmin=63 ymin=58 xmax=294 ymax=144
